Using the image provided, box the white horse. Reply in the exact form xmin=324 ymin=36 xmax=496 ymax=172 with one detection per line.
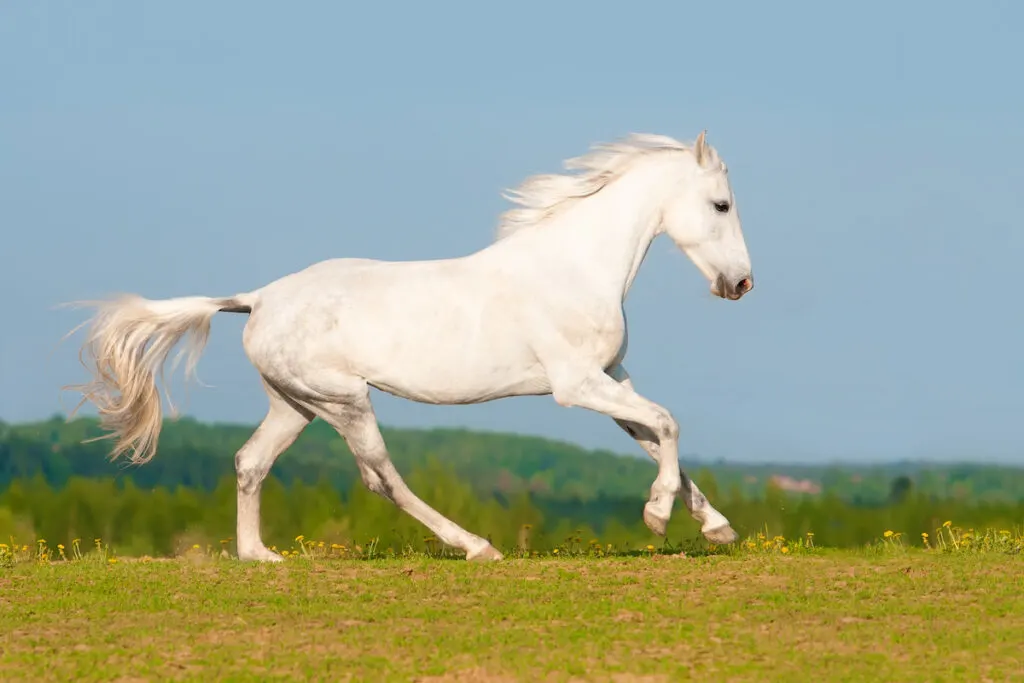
xmin=65 ymin=130 xmax=754 ymax=562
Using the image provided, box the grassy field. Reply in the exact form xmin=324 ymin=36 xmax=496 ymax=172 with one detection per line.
xmin=2 ymin=530 xmax=1023 ymax=682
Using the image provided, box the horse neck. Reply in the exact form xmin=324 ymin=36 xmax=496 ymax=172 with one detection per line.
xmin=543 ymin=158 xmax=676 ymax=302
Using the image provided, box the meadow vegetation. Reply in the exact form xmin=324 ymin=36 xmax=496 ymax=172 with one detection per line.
xmin=2 ymin=532 xmax=1022 ymax=682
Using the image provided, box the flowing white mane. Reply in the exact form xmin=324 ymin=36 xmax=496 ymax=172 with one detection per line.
xmin=495 ymin=133 xmax=703 ymax=240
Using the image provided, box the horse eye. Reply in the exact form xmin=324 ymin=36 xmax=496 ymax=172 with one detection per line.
xmin=713 ymin=201 xmax=730 ymax=214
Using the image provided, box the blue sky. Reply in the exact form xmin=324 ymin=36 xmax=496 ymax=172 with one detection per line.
xmin=2 ymin=1 xmax=1022 ymax=464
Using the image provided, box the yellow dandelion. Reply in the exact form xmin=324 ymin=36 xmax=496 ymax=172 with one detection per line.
xmin=883 ymin=530 xmax=894 ymax=538
xmin=781 ymin=547 xmax=789 ymax=554
xmin=192 ymin=544 xmax=200 ymax=550
xmin=553 ymin=548 xmax=560 ymax=554
xmin=108 ymin=558 xmax=117 ymax=564
xmin=295 ymin=535 xmax=305 ymax=542
xmin=943 ymin=521 xmax=952 ymax=528
xmin=57 ymin=544 xmax=65 ymax=550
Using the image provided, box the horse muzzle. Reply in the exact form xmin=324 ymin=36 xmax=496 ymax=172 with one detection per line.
xmin=711 ymin=273 xmax=754 ymax=301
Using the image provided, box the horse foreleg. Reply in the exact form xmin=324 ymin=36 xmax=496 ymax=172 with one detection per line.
xmin=549 ymin=363 xmax=737 ymax=544
xmin=604 ymin=364 xmax=734 ymax=542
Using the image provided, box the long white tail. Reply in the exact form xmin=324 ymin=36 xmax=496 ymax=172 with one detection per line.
xmin=64 ymin=292 xmax=256 ymax=465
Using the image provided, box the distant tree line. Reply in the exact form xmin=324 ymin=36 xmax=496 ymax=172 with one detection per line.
xmin=4 ymin=417 xmax=1024 ymax=505
xmin=1 ymin=417 xmax=1022 ymax=556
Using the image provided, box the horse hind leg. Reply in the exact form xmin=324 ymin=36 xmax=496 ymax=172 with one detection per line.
xmin=234 ymin=379 xmax=313 ymax=562
xmin=306 ymin=374 xmax=503 ymax=561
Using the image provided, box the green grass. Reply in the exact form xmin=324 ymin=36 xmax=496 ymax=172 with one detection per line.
xmin=2 ymin=539 xmax=1022 ymax=682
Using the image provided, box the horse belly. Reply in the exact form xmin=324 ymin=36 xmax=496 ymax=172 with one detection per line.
xmin=348 ymin=320 xmax=551 ymax=404
xmin=368 ymin=357 xmax=553 ymax=404
xmin=295 ymin=299 xmax=547 ymax=404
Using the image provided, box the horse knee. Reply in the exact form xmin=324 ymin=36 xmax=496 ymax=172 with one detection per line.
xmin=654 ymin=412 xmax=679 ymax=443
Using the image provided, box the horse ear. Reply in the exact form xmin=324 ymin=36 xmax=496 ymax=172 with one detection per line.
xmin=694 ymin=129 xmax=709 ymax=167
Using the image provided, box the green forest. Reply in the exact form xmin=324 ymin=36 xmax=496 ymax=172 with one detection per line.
xmin=2 ymin=415 xmax=1023 ymax=557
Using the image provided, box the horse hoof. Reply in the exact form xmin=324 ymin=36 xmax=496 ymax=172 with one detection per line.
xmin=703 ymin=524 xmax=739 ymax=545
xmin=237 ymin=547 xmax=284 ymax=563
xmin=466 ymin=544 xmax=504 ymax=562
xmin=643 ymin=504 xmax=669 ymax=536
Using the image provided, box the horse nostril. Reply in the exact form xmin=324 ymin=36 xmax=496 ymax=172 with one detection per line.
xmin=736 ymin=277 xmax=753 ymax=294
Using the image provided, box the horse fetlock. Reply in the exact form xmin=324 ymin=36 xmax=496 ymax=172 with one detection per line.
xmin=643 ymin=501 xmax=670 ymax=536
